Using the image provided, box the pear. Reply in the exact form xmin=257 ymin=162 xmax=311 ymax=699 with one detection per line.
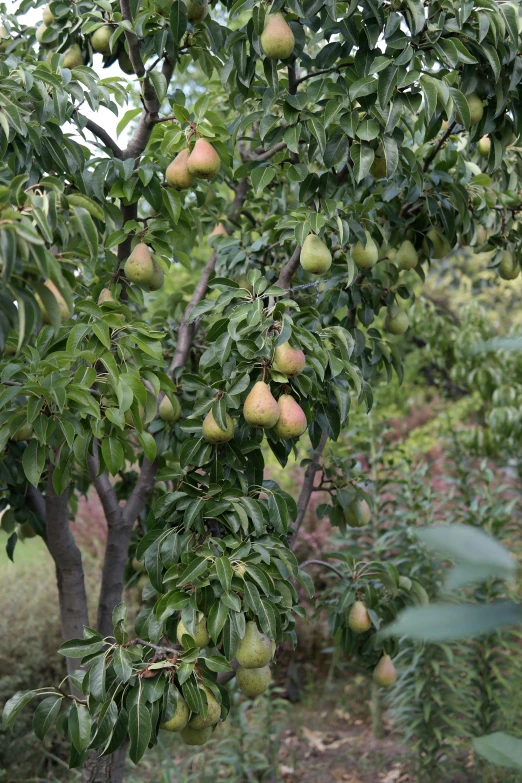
xmin=499 ymin=250 xmax=519 ymax=280
xmin=373 ymin=655 xmax=397 ymax=687
xmin=36 ymin=24 xmax=53 ymax=46
xmin=344 ymin=498 xmax=371 ymax=528
xmin=185 ymin=0 xmax=208 ymax=22
xmin=42 ymin=5 xmax=54 ymax=25
xmin=12 ymin=423 xmax=33 ymax=442
xmin=181 ymin=725 xmax=213 ymax=745
xmin=63 ymin=44 xmax=83 ymax=69
xmin=187 ymin=138 xmax=220 ymax=180
xmin=385 ymin=304 xmax=409 ymax=336
xmin=260 ymin=12 xmax=295 ymax=60
xmin=160 ymin=693 xmax=189 ymax=732
xmin=423 ymin=227 xmax=450 ymax=259
xmin=466 ymin=93 xmax=484 ymax=125
xmin=273 ymin=395 xmax=307 ymax=439
xmin=352 ymin=232 xmax=379 ymax=269
xmin=158 ymin=395 xmax=181 ymax=423
xmin=177 ymin=615 xmax=210 ymax=647
xmin=188 ymin=686 xmax=221 ymax=729
xmin=98 ymin=288 xmax=116 ymax=304
xmin=272 ymin=342 xmax=305 ymax=377
xmin=118 ymin=49 xmax=134 ymax=74
xmin=91 ymin=24 xmax=114 ymax=55
xmin=237 ymin=665 xmax=272 ymax=698
xmin=124 ymin=243 xmax=154 ymax=285
xmin=0 ymin=25 xmax=9 ymax=52
xmin=243 ymin=381 xmax=279 ymax=429
xmin=209 ymin=222 xmax=228 ymax=239
xmin=348 ymin=600 xmax=372 ymax=634
xmin=19 ymin=521 xmax=37 ymax=538
xmin=300 ymin=234 xmax=332 ymax=274
xmin=37 ymin=280 xmax=72 ymax=324
xmin=236 ymin=621 xmax=273 ymax=669
xmin=238 ymin=274 xmax=253 ymax=293
xmin=396 ymin=240 xmax=418 ymax=271
xmin=202 ymin=410 xmax=234 ymax=443
xmin=165 ymin=149 xmax=196 ymax=189
xmin=370 ymin=157 xmax=387 ymax=179
xmin=475 ymin=225 xmax=487 ymax=245
xmin=148 ymin=261 xmax=164 ymax=291
xmin=477 ymin=135 xmax=491 ymax=158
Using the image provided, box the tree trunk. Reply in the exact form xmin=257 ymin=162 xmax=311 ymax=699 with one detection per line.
xmin=82 ymin=745 xmax=127 ymax=783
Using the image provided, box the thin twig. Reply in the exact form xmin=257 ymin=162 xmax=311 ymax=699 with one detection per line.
xmin=423 ymin=121 xmax=456 ymax=171
xmin=300 ymin=559 xmax=345 ymax=579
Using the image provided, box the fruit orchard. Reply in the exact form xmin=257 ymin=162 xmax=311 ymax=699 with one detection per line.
xmin=1 ymin=0 xmax=522 ymax=781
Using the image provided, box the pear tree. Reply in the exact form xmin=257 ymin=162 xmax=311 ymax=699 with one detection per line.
xmin=1 ymin=0 xmax=522 ymax=781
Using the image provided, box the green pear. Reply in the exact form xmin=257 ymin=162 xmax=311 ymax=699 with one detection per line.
xmin=398 ymin=575 xmax=412 ymax=591
xmin=273 ymin=395 xmax=307 ymax=439
xmin=370 ymin=157 xmax=387 ymax=179
xmin=202 ymin=410 xmax=234 ymax=443
xmin=243 ymin=381 xmax=279 ymax=429
xmin=165 ymin=149 xmax=196 ymax=189
xmin=181 ymin=725 xmax=213 ymax=745
xmin=36 ymin=25 xmax=51 ymax=46
xmin=238 ymin=274 xmax=253 ymax=293
xmin=272 ymin=342 xmax=305 ymax=377
xmin=396 ymin=240 xmax=418 ymax=270
xmin=352 ymin=232 xmax=379 ymax=269
xmin=148 ymin=260 xmax=165 ymax=291
xmin=63 ymin=44 xmax=83 ymax=69
xmin=187 ymin=138 xmax=220 ymax=180
xmin=124 ymin=243 xmax=154 ymax=285
xmin=98 ymin=288 xmax=115 ymax=304
xmin=12 ymin=423 xmax=33 ymax=442
xmin=0 ymin=25 xmax=9 ymax=52
xmin=236 ymin=621 xmax=273 ymax=669
xmin=91 ymin=24 xmax=114 ymax=55
xmin=344 ymin=499 xmax=371 ymax=528
xmin=160 ymin=693 xmax=189 ymax=732
xmin=477 ymin=135 xmax=491 ymax=158
xmin=158 ymin=395 xmax=181 ymax=423
xmin=385 ymin=304 xmax=409 ymax=335
xmin=185 ymin=0 xmax=208 ymax=22
xmin=499 ymin=250 xmax=519 ymax=280
xmin=348 ymin=600 xmax=372 ymax=634
xmin=260 ymin=12 xmax=295 ymax=60
xmin=474 ymin=225 xmax=487 ymax=245
xmin=42 ymin=5 xmax=54 ymax=25
xmin=36 ymin=280 xmax=72 ymax=324
xmin=237 ymin=665 xmax=272 ymax=698
xmin=19 ymin=521 xmax=37 ymax=539
xmin=423 ymin=227 xmax=450 ymax=259
xmin=188 ymin=686 xmax=221 ymax=729
xmin=373 ymin=655 xmax=397 ymax=687
xmin=466 ymin=93 xmax=484 ymax=125
xmin=300 ymin=234 xmax=332 ymax=274
xmin=118 ymin=49 xmax=134 ymax=74
xmin=177 ymin=615 xmax=210 ymax=647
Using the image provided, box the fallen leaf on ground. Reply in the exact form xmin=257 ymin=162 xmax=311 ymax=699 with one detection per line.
xmin=301 ymin=726 xmax=326 ymax=752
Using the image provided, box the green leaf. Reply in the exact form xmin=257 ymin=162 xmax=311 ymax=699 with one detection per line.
xmin=149 ymin=71 xmax=167 ymax=103
xmin=208 ymin=600 xmax=229 ymax=640
xmin=178 ymin=556 xmax=208 ymax=585
xmin=238 ymin=497 xmax=265 ymax=534
xmin=58 ymin=638 xmax=105 ymax=658
xmin=22 ymin=439 xmax=46 ymax=487
xmin=101 ymin=437 xmax=124 ymax=476
xmin=2 ymin=690 xmax=35 ymax=728
xmin=68 ymin=703 xmax=92 ymax=753
xmin=128 ymin=702 xmax=152 ymax=765
xmin=33 ymin=696 xmax=62 ymax=740
xmin=350 ymin=144 xmax=374 ymax=183
xmin=251 ymin=165 xmax=275 ymax=194
xmin=473 ymin=733 xmax=522 ymax=772
xmin=72 ymin=206 xmax=98 ymax=261
xmin=381 ymin=601 xmax=522 ymax=642
xmin=215 ymin=556 xmax=233 ymax=593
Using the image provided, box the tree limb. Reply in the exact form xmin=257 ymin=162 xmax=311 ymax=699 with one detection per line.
xmin=300 ymin=559 xmax=345 ymax=579
xmin=123 ymin=457 xmax=158 ymax=526
xmin=276 ymin=245 xmax=301 ymax=289
xmin=82 ymin=117 xmax=124 ymax=159
xmin=44 ymin=466 xmax=89 ymax=677
xmin=290 ymin=431 xmax=328 ymax=549
xmin=295 ymin=62 xmax=352 ymax=86
xmin=251 ymin=142 xmax=287 ymax=162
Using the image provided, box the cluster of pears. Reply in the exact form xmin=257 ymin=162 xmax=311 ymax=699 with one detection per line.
xmin=124 ymin=243 xmax=165 ymax=290
xmin=90 ymin=24 xmax=134 ymax=73
xmin=201 ymin=343 xmax=308 ymax=444
xmin=260 ymin=12 xmax=295 ymax=60
xmin=166 ymin=139 xmax=221 ymax=189
xmin=36 ymin=6 xmax=85 ymax=68
xmin=347 ymin=601 xmax=397 ymax=686
xmin=235 ymin=621 xmax=274 ymax=698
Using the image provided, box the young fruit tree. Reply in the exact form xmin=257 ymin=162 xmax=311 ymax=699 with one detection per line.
xmin=1 ymin=0 xmax=521 ymax=780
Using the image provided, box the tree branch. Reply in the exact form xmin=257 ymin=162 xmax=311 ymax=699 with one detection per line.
xmin=290 ymin=431 xmax=328 ymax=549
xmin=82 ymin=117 xmax=124 ymax=159
xmin=300 ymin=559 xmax=345 ymax=579
xmin=423 ymin=121 xmax=456 ymax=171
xmin=276 ymin=245 xmax=301 ymax=289
xmin=44 ymin=466 xmax=89 ymax=677
xmin=123 ymin=457 xmax=158 ymax=526
xmin=295 ymin=62 xmax=352 ymax=86
xmin=26 ymin=483 xmax=46 ymax=520
xmin=251 ymin=142 xmax=287 ymax=162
